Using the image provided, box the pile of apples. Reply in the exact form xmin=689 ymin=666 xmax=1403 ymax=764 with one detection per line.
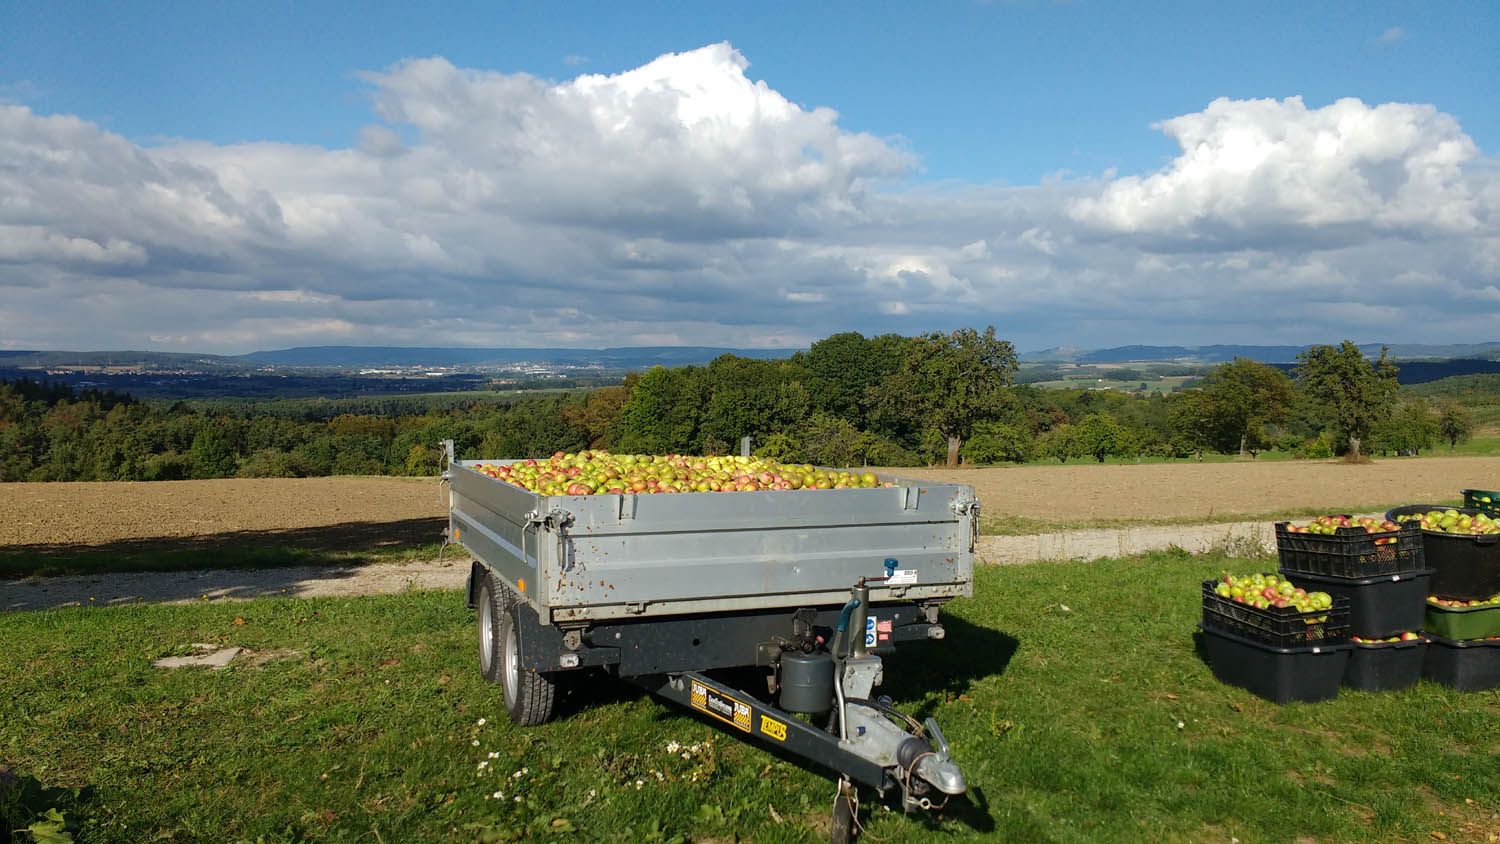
xmin=1394 ymin=509 xmax=1500 ymax=535
xmin=1213 ymin=572 xmax=1333 ymax=618
xmin=471 ymin=451 xmax=893 ymax=497
xmin=1351 ymin=632 xmax=1423 ymax=643
xmin=1283 ymin=514 xmax=1403 ymax=544
xmin=1427 ymin=593 xmax=1500 ymax=608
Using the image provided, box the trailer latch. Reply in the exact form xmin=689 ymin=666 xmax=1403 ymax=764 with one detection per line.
xmin=950 ymin=496 xmax=978 ymax=516
xmin=525 ymin=508 xmax=574 ymax=530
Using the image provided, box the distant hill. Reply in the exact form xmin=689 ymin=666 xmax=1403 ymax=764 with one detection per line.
xmin=1021 ymin=342 xmax=1500 ymax=364
xmin=0 ymin=349 xmax=244 ymax=370
xmin=236 ymin=345 xmax=800 ymax=368
xmin=0 ymin=345 xmax=801 ymax=372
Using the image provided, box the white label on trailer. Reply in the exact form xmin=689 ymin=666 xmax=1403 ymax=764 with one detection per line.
xmin=865 ymin=616 xmax=878 ymax=648
xmin=887 ymin=569 xmax=919 ymax=585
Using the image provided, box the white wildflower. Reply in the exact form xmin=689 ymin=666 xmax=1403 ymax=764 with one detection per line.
xmin=471 ymin=739 xmax=480 ymax=746
xmin=477 ymin=718 xmax=487 ymax=726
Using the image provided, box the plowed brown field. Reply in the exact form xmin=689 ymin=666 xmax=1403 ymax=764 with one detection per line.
xmin=896 ymin=456 xmax=1500 ymax=522
xmin=1 ymin=457 xmax=1497 ymax=548
xmin=0 ymin=476 xmax=446 ymax=547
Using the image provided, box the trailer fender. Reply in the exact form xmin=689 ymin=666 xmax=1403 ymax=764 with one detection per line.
xmin=466 ymin=559 xmax=488 ymax=610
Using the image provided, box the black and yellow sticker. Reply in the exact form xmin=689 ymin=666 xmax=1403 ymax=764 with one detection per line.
xmin=758 ymin=714 xmax=787 ymax=742
xmin=689 ymin=679 xmax=752 ymax=733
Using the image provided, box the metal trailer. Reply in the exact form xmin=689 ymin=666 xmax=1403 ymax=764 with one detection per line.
xmin=443 ymin=443 xmax=979 ymax=841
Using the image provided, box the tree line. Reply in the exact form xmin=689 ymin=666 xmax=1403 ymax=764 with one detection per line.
xmin=0 ymin=332 xmax=1479 ymax=483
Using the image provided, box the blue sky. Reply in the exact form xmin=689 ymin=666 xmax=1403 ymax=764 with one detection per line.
xmin=2 ymin=2 xmax=1499 ymax=353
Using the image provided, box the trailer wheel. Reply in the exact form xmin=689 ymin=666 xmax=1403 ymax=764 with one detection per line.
xmin=476 ymin=571 xmax=556 ymax=725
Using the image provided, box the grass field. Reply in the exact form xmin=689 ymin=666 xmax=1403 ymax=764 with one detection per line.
xmin=3 ymin=554 xmax=1497 ymax=842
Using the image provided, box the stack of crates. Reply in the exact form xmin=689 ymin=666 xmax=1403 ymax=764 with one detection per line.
xmin=1198 ymin=577 xmax=1352 ymax=703
xmin=1402 ymin=491 xmax=1500 ymax=691
xmin=1273 ymin=520 xmax=1432 ymax=692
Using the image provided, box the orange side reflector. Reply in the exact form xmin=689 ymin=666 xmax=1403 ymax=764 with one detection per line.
xmin=454 ymin=528 xmax=462 ymax=541
xmin=517 ymin=578 xmax=527 ymax=594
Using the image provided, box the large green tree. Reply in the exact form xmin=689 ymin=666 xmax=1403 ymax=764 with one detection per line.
xmin=1198 ymin=358 xmax=1294 ymax=457
xmin=795 ymin=332 xmax=912 ymax=425
xmin=695 ymin=356 xmax=811 ymax=453
xmin=1166 ymin=389 xmax=1219 ymax=460
xmin=1293 ymin=341 xmax=1400 ymax=462
xmin=869 ymin=326 xmax=1019 ymax=467
xmin=1073 ymin=412 xmax=1127 ymax=462
xmin=1436 ymin=402 xmax=1475 ymax=451
xmin=1371 ymin=396 xmax=1437 ymax=456
xmin=615 ymin=366 xmax=706 ymax=454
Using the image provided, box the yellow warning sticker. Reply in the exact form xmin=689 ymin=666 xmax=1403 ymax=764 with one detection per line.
xmin=759 ymin=714 xmax=787 ymax=742
xmin=689 ymin=679 xmax=752 ymax=733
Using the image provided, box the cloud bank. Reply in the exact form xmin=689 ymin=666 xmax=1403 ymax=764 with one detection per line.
xmin=1 ymin=44 xmax=1497 ymax=353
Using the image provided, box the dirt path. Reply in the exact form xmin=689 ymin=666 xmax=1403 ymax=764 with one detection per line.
xmin=0 ymin=519 xmax=1303 ymax=612
xmin=0 ymin=556 xmax=474 ymax=611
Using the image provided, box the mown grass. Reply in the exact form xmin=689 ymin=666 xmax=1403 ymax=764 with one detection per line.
xmin=2 ymin=555 xmax=1497 ymax=843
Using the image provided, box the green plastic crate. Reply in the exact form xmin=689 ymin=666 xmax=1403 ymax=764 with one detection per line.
xmin=1424 ymin=598 xmax=1500 ymax=640
xmin=1461 ymin=488 xmax=1500 ymax=517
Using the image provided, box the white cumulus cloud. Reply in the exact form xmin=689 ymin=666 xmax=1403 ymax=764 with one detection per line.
xmin=0 ymin=48 xmax=1496 ymax=354
xmin=1069 ymin=96 xmax=1485 ymax=246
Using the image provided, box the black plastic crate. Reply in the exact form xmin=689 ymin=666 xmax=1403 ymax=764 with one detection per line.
xmin=1422 ymin=635 xmax=1500 ymax=692
xmin=1461 ymin=488 xmax=1499 ymax=517
xmin=1280 ymin=569 xmax=1433 ymax=639
xmin=1343 ymin=637 xmax=1427 ymax=691
xmin=1201 ymin=580 xmax=1350 ymax=647
xmin=1197 ymin=624 xmax=1351 ymax=703
xmin=1385 ymin=505 xmax=1500 ymax=600
xmin=1274 ymin=520 xmax=1424 ymax=578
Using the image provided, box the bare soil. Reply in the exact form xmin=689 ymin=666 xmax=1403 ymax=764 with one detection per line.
xmin=0 ymin=476 xmax=446 ymax=547
xmin=4 ymin=458 xmax=1495 ymax=550
xmin=893 ymin=456 xmax=1500 ymax=522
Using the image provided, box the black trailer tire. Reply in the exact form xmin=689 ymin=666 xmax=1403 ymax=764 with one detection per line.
xmin=476 ymin=572 xmax=511 ymax=685
xmin=476 ymin=571 xmax=556 ymax=725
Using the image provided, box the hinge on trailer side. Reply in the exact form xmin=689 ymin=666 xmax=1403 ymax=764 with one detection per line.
xmin=617 ymin=493 xmax=637 ymax=521
xmin=625 ymin=601 xmax=648 ymax=615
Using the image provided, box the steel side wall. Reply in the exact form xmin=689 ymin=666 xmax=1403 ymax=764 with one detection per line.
xmin=450 ymin=460 xmax=974 ymax=622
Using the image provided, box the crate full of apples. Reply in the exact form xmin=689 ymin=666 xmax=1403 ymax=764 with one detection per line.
xmin=1386 ymin=505 xmax=1500 ymax=601
xmin=1343 ymin=632 xmax=1427 ymax=692
xmin=1201 ymin=573 xmax=1347 ymax=647
xmin=1274 ymin=514 xmax=1424 ymax=578
xmin=1424 ymin=592 xmax=1500 ymax=640
xmin=1198 ymin=573 xmax=1352 ymax=703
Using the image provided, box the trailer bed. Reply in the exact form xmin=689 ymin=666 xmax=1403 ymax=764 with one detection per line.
xmin=448 ymin=458 xmax=977 ymax=623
